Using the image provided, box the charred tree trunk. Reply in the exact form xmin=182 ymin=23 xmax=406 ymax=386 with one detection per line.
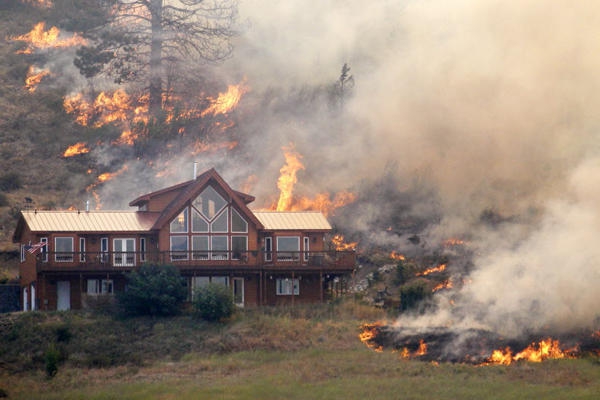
xmin=149 ymin=0 xmax=163 ymax=117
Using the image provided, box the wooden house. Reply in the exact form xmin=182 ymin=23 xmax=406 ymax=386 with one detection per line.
xmin=13 ymin=168 xmax=355 ymax=311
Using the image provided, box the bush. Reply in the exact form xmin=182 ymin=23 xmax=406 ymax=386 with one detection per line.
xmin=399 ymin=280 xmax=431 ymax=312
xmin=193 ymin=283 xmax=235 ymax=322
xmin=117 ymin=263 xmax=187 ymax=317
xmin=44 ymin=344 xmax=60 ymax=378
xmin=0 ymin=172 xmax=21 ymax=192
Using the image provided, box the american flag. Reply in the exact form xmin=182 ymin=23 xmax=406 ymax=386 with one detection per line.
xmin=27 ymin=242 xmax=46 ymax=254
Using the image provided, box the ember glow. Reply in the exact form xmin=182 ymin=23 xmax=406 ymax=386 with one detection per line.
xmin=63 ymin=142 xmax=90 ymax=158
xmin=389 ymin=251 xmax=406 ymax=261
xmin=24 ymin=66 xmax=50 ymax=93
xmin=359 ymin=321 xmax=385 ymax=353
xmin=11 ymin=22 xmax=86 ymax=54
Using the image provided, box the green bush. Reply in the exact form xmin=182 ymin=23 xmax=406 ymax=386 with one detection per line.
xmin=399 ymin=280 xmax=431 ymax=312
xmin=44 ymin=344 xmax=60 ymax=378
xmin=193 ymin=283 xmax=235 ymax=322
xmin=117 ymin=263 xmax=187 ymax=317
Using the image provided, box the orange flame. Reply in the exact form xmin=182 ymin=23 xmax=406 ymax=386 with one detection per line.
xmin=201 ymin=83 xmax=248 ymax=117
xmin=485 ymin=339 xmax=578 ymax=365
xmin=24 ymin=66 xmax=50 ymax=92
xmin=390 ymin=251 xmax=406 ymax=261
xmin=359 ymin=321 xmax=385 ymax=352
xmin=416 ymin=264 xmax=447 ymax=276
xmin=331 ymin=234 xmax=358 ymax=251
xmin=432 ymin=279 xmax=453 ymax=292
xmin=63 ymin=142 xmax=90 ymax=157
xmin=21 ymin=0 xmax=53 ymax=7
xmin=12 ymin=22 xmax=86 ymax=54
xmin=276 ymin=143 xmax=305 ymax=211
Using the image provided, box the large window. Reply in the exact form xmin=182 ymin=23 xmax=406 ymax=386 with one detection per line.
xmin=55 ymin=237 xmax=74 ymax=262
xmin=113 ymin=238 xmax=135 ymax=266
xmin=276 ymin=236 xmax=300 ymax=261
xmin=170 ymin=185 xmax=249 ymax=261
xmin=276 ymin=278 xmax=299 ymax=295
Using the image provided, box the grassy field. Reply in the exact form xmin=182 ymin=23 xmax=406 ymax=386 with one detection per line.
xmin=1 ymin=303 xmax=599 ymax=400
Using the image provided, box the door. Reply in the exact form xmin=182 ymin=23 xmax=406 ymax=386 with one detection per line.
xmin=233 ymin=277 xmax=244 ymax=307
xmin=57 ymin=281 xmax=71 ymax=311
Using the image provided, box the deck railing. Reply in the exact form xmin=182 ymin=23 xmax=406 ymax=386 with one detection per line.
xmin=35 ymin=250 xmax=355 ymax=272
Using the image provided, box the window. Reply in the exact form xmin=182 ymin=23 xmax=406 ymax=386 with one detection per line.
xmin=303 ymin=236 xmax=310 ymax=262
xmin=232 ymin=209 xmax=247 ymax=232
xmin=276 ymin=236 xmax=300 ymax=261
xmin=55 ymin=237 xmax=74 ymax=262
xmin=87 ymin=279 xmax=114 ymax=295
xmin=114 ymin=238 xmax=135 ymax=266
xmin=79 ymin=237 xmax=86 ymax=262
xmin=276 ymin=278 xmax=299 ymax=295
xmin=170 ymin=236 xmax=188 ymax=260
xmin=192 ymin=236 xmax=209 ymax=260
xmin=212 ymin=236 xmax=228 ymax=260
xmin=191 ymin=209 xmax=209 ymax=232
xmin=170 ymin=208 xmax=188 ymax=233
xmin=40 ymin=237 xmax=48 ymax=262
xmin=231 ymin=236 xmax=247 ymax=260
xmin=140 ymin=237 xmax=146 ymax=262
xmin=264 ymin=237 xmax=272 ymax=262
xmin=211 ymin=209 xmax=228 ymax=232
xmin=193 ymin=186 xmax=227 ymax=219
xmin=100 ymin=237 xmax=108 ymax=263
xmin=20 ymin=244 xmax=26 ymax=262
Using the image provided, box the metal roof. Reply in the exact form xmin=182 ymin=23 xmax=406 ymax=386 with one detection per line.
xmin=252 ymin=211 xmax=332 ymax=231
xmin=21 ymin=211 xmax=158 ymax=233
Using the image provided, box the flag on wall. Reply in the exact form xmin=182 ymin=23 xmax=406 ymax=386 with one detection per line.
xmin=27 ymin=242 xmax=46 ymax=254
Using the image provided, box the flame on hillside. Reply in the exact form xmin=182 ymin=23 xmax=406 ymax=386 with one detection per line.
xmin=331 ymin=234 xmax=358 ymax=251
xmin=416 ymin=264 xmax=447 ymax=276
xmin=390 ymin=251 xmax=406 ymax=261
xmin=63 ymin=142 xmax=90 ymax=157
xmin=85 ymin=165 xmax=129 ymax=209
xmin=24 ymin=66 xmax=50 ymax=92
xmin=191 ymin=140 xmax=238 ymax=155
xmin=201 ymin=83 xmax=248 ymax=117
xmin=275 ymin=143 xmax=305 ymax=211
xmin=64 ymin=89 xmax=147 ymax=128
xmin=12 ymin=22 xmax=86 ymax=54
xmin=21 ymin=0 xmax=53 ymax=7
xmin=359 ymin=321 xmax=385 ymax=352
xmin=485 ymin=339 xmax=578 ymax=365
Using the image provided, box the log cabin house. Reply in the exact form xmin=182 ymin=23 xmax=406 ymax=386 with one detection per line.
xmin=13 ymin=168 xmax=356 ymax=311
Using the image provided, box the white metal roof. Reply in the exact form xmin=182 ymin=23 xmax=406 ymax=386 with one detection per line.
xmin=21 ymin=210 xmax=158 ymax=232
xmin=252 ymin=211 xmax=332 ymax=231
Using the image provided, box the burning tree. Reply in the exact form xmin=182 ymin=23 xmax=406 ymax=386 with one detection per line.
xmin=73 ymin=0 xmax=238 ymax=116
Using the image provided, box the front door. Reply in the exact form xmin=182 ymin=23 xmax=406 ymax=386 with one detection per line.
xmin=233 ymin=277 xmax=244 ymax=307
xmin=57 ymin=281 xmax=71 ymax=310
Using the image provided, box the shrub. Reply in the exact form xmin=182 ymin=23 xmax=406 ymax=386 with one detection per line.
xmin=44 ymin=344 xmax=60 ymax=378
xmin=399 ymin=280 xmax=432 ymax=312
xmin=193 ymin=283 xmax=235 ymax=322
xmin=117 ymin=263 xmax=187 ymax=317
xmin=0 ymin=172 xmax=21 ymax=191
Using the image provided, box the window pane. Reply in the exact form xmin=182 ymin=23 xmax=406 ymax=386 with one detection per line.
xmin=193 ymin=186 xmax=227 ymax=220
xmin=212 ymin=236 xmax=228 ymax=260
xmin=232 ymin=209 xmax=247 ymax=232
xmin=277 ymin=237 xmax=299 ymax=251
xmin=212 ymin=276 xmax=229 ymax=287
xmin=232 ymin=236 xmax=247 ymax=260
xmin=55 ymin=237 xmax=73 ymax=262
xmin=211 ymin=209 xmax=228 ymax=232
xmin=170 ymin=236 xmax=188 ymax=260
xmin=192 ymin=209 xmax=209 ymax=232
xmin=170 ymin=208 xmax=188 ymax=233
xmin=192 ymin=236 xmax=209 ymax=260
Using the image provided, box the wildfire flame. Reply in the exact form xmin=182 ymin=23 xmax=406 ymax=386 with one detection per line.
xmin=432 ymin=279 xmax=453 ymax=292
xmin=485 ymin=339 xmax=578 ymax=365
xmin=359 ymin=321 xmax=385 ymax=352
xmin=390 ymin=251 xmax=406 ymax=261
xmin=275 ymin=143 xmax=305 ymax=211
xmin=331 ymin=234 xmax=358 ymax=251
xmin=11 ymin=22 xmax=86 ymax=54
xmin=201 ymin=83 xmax=248 ymax=117
xmin=21 ymin=0 xmax=53 ymax=7
xmin=416 ymin=264 xmax=447 ymax=276
xmin=24 ymin=66 xmax=50 ymax=92
xmin=63 ymin=142 xmax=90 ymax=158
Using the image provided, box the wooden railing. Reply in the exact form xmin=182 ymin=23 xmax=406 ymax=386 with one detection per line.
xmin=35 ymin=250 xmax=356 ymax=272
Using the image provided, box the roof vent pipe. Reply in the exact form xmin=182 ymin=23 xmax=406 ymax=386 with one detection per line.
xmin=193 ymin=162 xmax=198 ymax=179
xmin=85 ymin=200 xmax=90 ymax=212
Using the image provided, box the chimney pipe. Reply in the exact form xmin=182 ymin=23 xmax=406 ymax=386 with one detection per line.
xmin=193 ymin=162 xmax=198 ymax=179
xmin=85 ymin=200 xmax=90 ymax=212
